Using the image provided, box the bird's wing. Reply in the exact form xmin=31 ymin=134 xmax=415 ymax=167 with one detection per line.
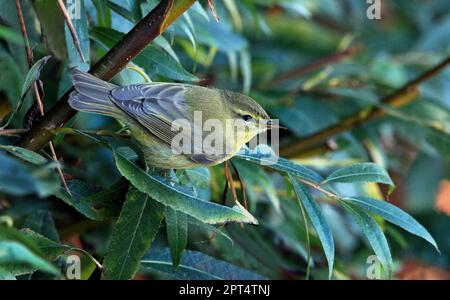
xmin=110 ymin=83 xmax=193 ymax=146
xmin=110 ymin=83 xmax=228 ymax=165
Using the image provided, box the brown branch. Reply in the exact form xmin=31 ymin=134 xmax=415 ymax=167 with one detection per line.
xmin=57 ymin=0 xmax=86 ymax=63
xmin=280 ymin=55 xmax=450 ymax=158
xmin=207 ymin=0 xmax=220 ymax=22
xmin=16 ymin=0 xmax=71 ymax=195
xmin=15 ymin=0 xmax=33 ymax=67
xmin=267 ymin=45 xmax=363 ymax=88
xmin=0 ymin=128 xmax=29 ymax=136
xmin=17 ymin=0 xmax=196 ymax=152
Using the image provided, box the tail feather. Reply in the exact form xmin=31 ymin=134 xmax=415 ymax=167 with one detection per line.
xmin=68 ymin=68 xmax=119 ymax=117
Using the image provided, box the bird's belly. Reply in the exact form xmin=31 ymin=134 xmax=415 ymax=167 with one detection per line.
xmin=141 ymin=144 xmax=198 ymax=169
xmin=129 ymin=122 xmax=242 ymax=169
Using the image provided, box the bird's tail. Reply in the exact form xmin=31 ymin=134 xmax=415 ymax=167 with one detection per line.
xmin=68 ymin=68 xmax=119 ymax=117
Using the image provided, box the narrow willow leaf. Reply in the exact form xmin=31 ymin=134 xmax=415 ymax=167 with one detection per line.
xmin=90 ymin=27 xmax=198 ymax=81
xmin=141 ymin=248 xmax=265 ymax=280
xmin=107 ymin=0 xmax=138 ymax=22
xmin=344 ymin=197 xmax=439 ymax=252
xmin=20 ymin=229 xmax=67 ymax=259
xmin=0 ymin=155 xmax=59 ymax=197
xmin=0 ymin=145 xmax=47 ymax=165
xmin=154 ymin=36 xmax=180 ymax=63
xmin=240 ymin=49 xmax=252 ymax=93
xmin=289 ymin=175 xmax=334 ymax=278
xmin=187 ymin=216 xmax=234 ymax=246
xmin=343 ymin=203 xmax=393 ymax=279
xmin=22 ymin=210 xmax=60 ymax=243
xmin=114 ymin=149 xmax=258 ymax=225
xmin=53 ymin=179 xmax=124 ymax=221
xmin=0 ymin=241 xmax=59 ymax=276
xmin=102 ymin=187 xmax=164 ymax=280
xmin=237 ymin=146 xmax=323 ymax=184
xmin=32 ymin=1 xmax=66 ymax=60
xmin=226 ymin=224 xmax=286 ymax=275
xmin=22 ymin=228 xmax=99 ymax=278
xmin=296 ymin=187 xmax=312 ymax=279
xmin=322 ymin=163 xmax=395 ymax=193
xmin=189 ymin=1 xmax=210 ymax=22
xmin=227 ymin=51 xmax=238 ymax=82
xmin=165 ymin=207 xmax=188 ymax=269
xmin=0 ymin=267 xmax=15 ymax=280
xmin=92 ymin=0 xmax=111 ymax=27
xmin=179 ymin=14 xmax=197 ymax=52
xmin=20 ymin=56 xmax=51 ymax=102
xmin=1 ymin=55 xmax=51 ymax=129
xmin=64 ymin=0 xmax=90 ymax=69
xmin=233 ymin=160 xmax=280 ymax=213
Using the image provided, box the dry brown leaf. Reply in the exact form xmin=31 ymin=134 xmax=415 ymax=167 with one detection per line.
xmin=396 ymin=259 xmax=450 ymax=280
xmin=435 ymin=180 xmax=450 ymax=216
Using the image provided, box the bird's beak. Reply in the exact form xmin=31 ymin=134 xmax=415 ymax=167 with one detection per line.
xmin=261 ymin=120 xmax=287 ymax=130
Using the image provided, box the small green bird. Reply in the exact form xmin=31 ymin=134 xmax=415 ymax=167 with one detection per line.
xmin=69 ymin=69 xmax=272 ymax=169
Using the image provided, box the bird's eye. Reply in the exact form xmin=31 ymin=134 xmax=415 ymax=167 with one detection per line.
xmin=242 ymin=115 xmax=252 ymax=121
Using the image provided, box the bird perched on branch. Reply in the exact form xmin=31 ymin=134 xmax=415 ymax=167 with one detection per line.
xmin=68 ymin=69 xmax=273 ymax=169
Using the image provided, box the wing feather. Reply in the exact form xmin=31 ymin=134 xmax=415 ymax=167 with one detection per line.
xmin=110 ymin=83 xmax=227 ymax=165
xmin=110 ymin=83 xmax=190 ymax=145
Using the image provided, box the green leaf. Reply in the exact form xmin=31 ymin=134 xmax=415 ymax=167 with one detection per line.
xmin=114 ymin=148 xmax=258 ymax=225
xmin=102 ymin=187 xmax=164 ymax=280
xmin=92 ymin=0 xmax=111 ymax=27
xmin=343 ymin=197 xmax=439 ymax=252
xmin=343 ymin=203 xmax=393 ymax=279
xmin=0 ymin=154 xmax=59 ymax=197
xmin=187 ymin=216 xmax=234 ymax=247
xmin=90 ymin=27 xmax=198 ymax=81
xmin=64 ymin=0 xmax=90 ymax=69
xmin=1 ymin=55 xmax=51 ymax=129
xmin=240 ymin=49 xmax=252 ymax=94
xmin=0 ymin=267 xmax=16 ymax=280
xmin=53 ymin=179 xmax=124 ymax=221
xmin=20 ymin=229 xmax=67 ymax=259
xmin=165 ymin=207 xmax=188 ymax=269
xmin=237 ymin=145 xmax=323 ymax=184
xmin=21 ymin=228 xmax=99 ymax=279
xmin=141 ymin=248 xmax=265 ymax=280
xmin=0 ymin=241 xmax=59 ymax=276
xmin=233 ymin=160 xmax=281 ymax=212
xmin=107 ymin=0 xmax=138 ymax=22
xmin=289 ymin=175 xmax=334 ymax=278
xmin=32 ymin=1 xmax=67 ymax=60
xmin=22 ymin=210 xmax=60 ymax=243
xmin=322 ymin=163 xmax=395 ymax=193
xmin=0 ymin=145 xmax=47 ymax=165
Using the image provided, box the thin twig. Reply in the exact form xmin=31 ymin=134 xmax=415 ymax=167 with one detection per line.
xmin=207 ymin=0 xmax=220 ymax=22
xmin=267 ymin=45 xmax=363 ymax=88
xmin=281 ymin=55 xmax=450 ymax=158
xmin=16 ymin=0 xmax=72 ymax=195
xmin=0 ymin=128 xmax=29 ymax=136
xmin=224 ymin=161 xmax=238 ymax=202
xmin=56 ymin=0 xmax=86 ymax=63
xmin=230 ymin=161 xmax=248 ymax=210
xmin=51 ymin=127 xmax=131 ymax=138
xmin=15 ymin=0 xmax=33 ymax=67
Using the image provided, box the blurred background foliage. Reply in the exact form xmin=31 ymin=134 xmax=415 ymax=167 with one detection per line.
xmin=0 ymin=0 xmax=449 ymax=280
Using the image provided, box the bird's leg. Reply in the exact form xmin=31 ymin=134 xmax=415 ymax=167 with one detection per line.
xmin=224 ymin=161 xmax=240 ymax=205
xmin=221 ymin=173 xmax=229 ymax=205
xmin=230 ymin=161 xmax=248 ymax=210
xmin=224 ymin=161 xmax=245 ymax=229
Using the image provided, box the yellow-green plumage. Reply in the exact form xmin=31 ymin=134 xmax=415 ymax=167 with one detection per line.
xmin=68 ymin=69 xmax=270 ymax=169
